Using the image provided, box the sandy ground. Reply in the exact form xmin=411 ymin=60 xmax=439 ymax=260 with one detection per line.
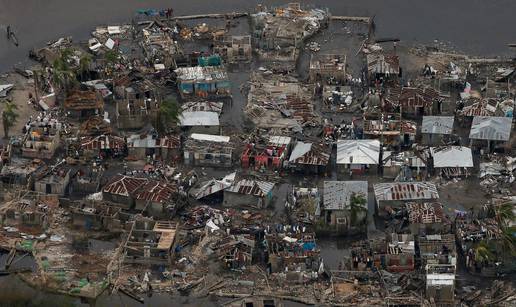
xmin=0 ymin=72 xmax=39 ymax=142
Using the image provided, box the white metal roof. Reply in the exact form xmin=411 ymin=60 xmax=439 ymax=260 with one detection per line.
xmin=190 ymin=133 xmax=230 ymax=143
xmin=323 ymin=181 xmax=368 ymax=210
xmin=269 ymin=135 xmax=292 ymax=146
xmin=127 ymin=134 xmax=156 ymax=148
xmin=336 ymin=139 xmax=380 ymax=165
xmin=421 ymin=116 xmax=454 ymax=135
xmin=289 ymin=142 xmax=312 ymax=162
xmin=179 ymin=111 xmax=220 ymax=126
xmin=431 ymin=146 xmax=473 ymax=168
xmin=469 ymin=116 xmax=512 ymax=141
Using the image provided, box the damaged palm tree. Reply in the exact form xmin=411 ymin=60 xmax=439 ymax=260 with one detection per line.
xmin=2 ymin=101 xmax=18 ymax=139
xmin=51 ymin=48 xmax=77 ymax=95
xmin=157 ymin=98 xmax=181 ymax=133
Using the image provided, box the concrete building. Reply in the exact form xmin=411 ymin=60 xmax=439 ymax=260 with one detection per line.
xmin=320 ymin=181 xmax=368 ymax=235
xmin=223 ymin=179 xmax=275 ymax=209
xmin=184 ymin=134 xmax=232 ymax=167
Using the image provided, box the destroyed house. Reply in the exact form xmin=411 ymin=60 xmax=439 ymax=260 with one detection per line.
xmin=79 ymin=116 xmax=112 ymax=136
xmin=252 ymin=4 xmax=329 ymax=63
xmin=0 ymin=197 xmax=54 ymax=230
xmin=385 ymin=86 xmax=441 ymax=116
xmin=362 ymin=114 xmax=417 ymax=147
xmin=246 ymin=73 xmax=319 ymax=131
xmin=184 ymin=134 xmax=232 ymax=167
xmin=288 ymin=141 xmax=330 ymax=173
xmin=460 ymin=97 xmax=514 ymax=118
xmin=102 ymin=175 xmax=149 ymax=209
xmin=367 ymin=52 xmax=400 ymax=81
xmin=382 ymin=150 xmax=426 ymax=180
xmin=289 ymin=187 xmax=320 ymax=224
xmin=213 ymin=35 xmax=252 ymax=64
xmin=421 ymin=116 xmax=454 ymax=145
xmin=175 ymin=66 xmax=230 ymax=99
xmin=22 ymin=126 xmax=61 ymax=160
xmin=64 ymin=90 xmax=104 ymax=119
xmin=141 ymin=24 xmax=181 ymax=68
xmin=309 ymin=54 xmax=347 ymax=83
xmin=425 ymin=263 xmax=456 ymax=306
xmin=336 ymin=139 xmax=380 ymax=174
xmin=321 ymin=181 xmax=368 ymax=234
xmin=133 ymin=180 xmax=182 ymax=217
xmin=224 ymin=179 xmax=275 ymax=209
xmin=216 ymin=234 xmax=255 ymax=270
xmin=191 ymin=172 xmax=235 ymax=200
xmin=33 ymin=164 xmax=71 ymax=195
xmin=127 ymin=133 xmax=181 ymax=161
xmin=70 ymin=201 xmax=123 ymax=231
xmin=181 ymin=101 xmax=223 ymax=114
xmin=179 ymin=111 xmax=220 ymax=135
xmin=430 ymin=146 xmax=473 ymax=177
xmin=0 ymin=158 xmax=46 ymax=188
xmin=406 ymin=202 xmax=451 ymax=235
xmin=384 ymin=233 xmax=415 ymax=272
xmin=241 ymin=136 xmax=292 ymax=170
xmin=71 ymin=167 xmax=103 ymax=195
xmin=373 ymin=182 xmax=439 ymax=215
xmin=79 ymin=135 xmax=126 ymax=158
xmin=114 ymin=79 xmax=159 ymax=130
xmin=124 ymin=218 xmax=177 ymax=265
xmin=265 ymin=232 xmax=320 ymax=277
xmin=418 ymin=234 xmax=457 ymax=266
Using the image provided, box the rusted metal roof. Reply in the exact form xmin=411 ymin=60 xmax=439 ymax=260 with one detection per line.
xmin=406 ymin=202 xmax=444 ymax=224
xmin=80 ymin=135 xmax=126 ymax=151
xmin=102 ymin=175 xmax=148 ymax=197
xmin=156 ymin=135 xmax=181 ymax=149
xmin=374 ymin=182 xmax=439 ymax=202
xmin=64 ymin=90 xmax=104 ymax=110
xmin=226 ymin=179 xmax=274 ymax=197
xmin=134 ymin=181 xmax=178 ymax=203
xmin=289 ymin=142 xmax=330 ymax=166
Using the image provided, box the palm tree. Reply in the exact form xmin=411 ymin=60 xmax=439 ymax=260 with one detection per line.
xmin=474 ymin=240 xmax=493 ymax=264
xmin=349 ymin=193 xmax=367 ymax=226
xmin=52 ymin=49 xmax=76 ymax=94
xmin=157 ymin=98 xmax=181 ymax=133
xmin=499 ymin=227 xmax=516 ymax=257
xmin=78 ymin=54 xmax=92 ymax=81
xmin=493 ymin=202 xmax=515 ymax=228
xmin=2 ymin=102 xmax=19 ymax=138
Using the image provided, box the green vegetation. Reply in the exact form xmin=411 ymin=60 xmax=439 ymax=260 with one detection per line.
xmin=2 ymin=101 xmax=19 ymax=138
xmin=157 ymin=98 xmax=181 ymax=133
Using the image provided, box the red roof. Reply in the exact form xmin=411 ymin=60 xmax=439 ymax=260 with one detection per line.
xmin=134 ymin=181 xmax=178 ymax=203
xmin=102 ymin=175 xmax=148 ymax=197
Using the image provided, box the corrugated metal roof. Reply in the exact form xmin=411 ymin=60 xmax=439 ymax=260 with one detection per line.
xmin=336 ymin=139 xmax=380 ymax=165
xmin=134 ymin=181 xmax=178 ymax=203
xmin=193 ymin=172 xmax=235 ymax=199
xmin=431 ymin=146 xmax=473 ymax=168
xmin=226 ymin=179 xmax=274 ymax=197
xmin=179 ymin=111 xmax=220 ymax=126
xmin=374 ymin=182 xmax=439 ymax=202
xmin=421 ymin=116 xmax=454 ymax=135
xmin=406 ymin=202 xmax=444 ymax=224
xmin=269 ymin=135 xmax=292 ymax=146
xmin=289 ymin=142 xmax=312 ymax=162
xmin=103 ymin=175 xmax=148 ymax=197
xmin=323 ymin=181 xmax=368 ymax=210
xmin=469 ymin=116 xmax=512 ymax=141
xmin=190 ymin=133 xmax=230 ymax=143
xmin=175 ymin=66 xmax=228 ymax=82
xmin=127 ymin=134 xmax=157 ymax=148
